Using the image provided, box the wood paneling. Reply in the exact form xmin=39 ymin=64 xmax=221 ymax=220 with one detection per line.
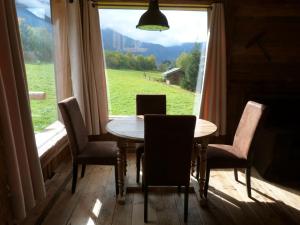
xmin=226 ymin=0 xmax=300 ymax=179
xmin=226 ymin=0 xmax=300 ymax=138
xmin=92 ymin=0 xmax=214 ymax=8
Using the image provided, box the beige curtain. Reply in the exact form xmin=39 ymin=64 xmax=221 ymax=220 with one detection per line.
xmin=200 ymin=3 xmax=227 ymax=136
xmin=0 ymin=0 xmax=46 ymax=221
xmin=81 ymin=0 xmax=109 ymax=134
xmin=52 ymin=0 xmax=109 ymax=134
xmin=52 ymin=0 xmax=72 ymax=103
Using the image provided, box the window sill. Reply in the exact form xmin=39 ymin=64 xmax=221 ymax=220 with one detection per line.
xmin=35 ymin=121 xmax=68 ymax=167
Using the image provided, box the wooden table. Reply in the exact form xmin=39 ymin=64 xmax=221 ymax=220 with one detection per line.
xmin=106 ymin=116 xmax=217 ymax=203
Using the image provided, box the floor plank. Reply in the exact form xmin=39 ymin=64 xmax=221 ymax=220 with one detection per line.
xmin=41 ymin=154 xmax=300 ymax=225
xmin=42 ymin=164 xmax=95 ymax=225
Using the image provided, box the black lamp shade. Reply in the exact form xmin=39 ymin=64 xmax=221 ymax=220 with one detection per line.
xmin=136 ymin=0 xmax=169 ymax=31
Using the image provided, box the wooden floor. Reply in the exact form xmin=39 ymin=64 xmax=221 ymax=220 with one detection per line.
xmin=41 ymin=153 xmax=300 ymax=225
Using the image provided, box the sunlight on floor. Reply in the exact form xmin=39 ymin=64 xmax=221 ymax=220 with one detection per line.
xmin=190 ymin=175 xmax=198 ymax=182
xmin=86 ymin=198 xmax=103 ymax=225
xmin=251 ymin=175 xmax=300 ymax=210
xmin=92 ymin=198 xmax=102 ymax=217
xmin=86 ymin=217 xmax=95 ymax=225
xmin=210 ymin=191 xmax=241 ymax=209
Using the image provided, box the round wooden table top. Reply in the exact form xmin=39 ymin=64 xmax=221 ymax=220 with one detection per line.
xmin=106 ymin=116 xmax=217 ymax=142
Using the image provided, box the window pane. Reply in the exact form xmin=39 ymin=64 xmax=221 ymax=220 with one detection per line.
xmin=16 ymin=0 xmax=57 ymax=132
xmin=99 ymin=9 xmax=207 ymax=116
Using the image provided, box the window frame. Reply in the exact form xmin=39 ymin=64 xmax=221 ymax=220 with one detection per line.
xmin=98 ymin=5 xmax=208 ymax=117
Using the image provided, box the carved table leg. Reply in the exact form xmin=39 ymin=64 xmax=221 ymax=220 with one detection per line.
xmin=123 ymin=147 xmax=127 ymax=176
xmin=199 ymin=138 xmax=208 ymax=201
xmin=191 ymin=143 xmax=200 ymax=177
xmin=117 ymin=140 xmax=127 ymax=204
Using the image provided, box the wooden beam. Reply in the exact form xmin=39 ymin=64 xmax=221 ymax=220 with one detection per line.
xmin=92 ymin=0 xmax=213 ymax=9
xmin=29 ymin=91 xmax=46 ymax=100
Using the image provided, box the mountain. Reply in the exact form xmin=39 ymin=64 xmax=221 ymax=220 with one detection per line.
xmin=15 ymin=6 xmax=201 ymax=65
xmin=16 ymin=4 xmax=52 ymax=32
xmin=101 ymin=28 xmax=201 ymax=64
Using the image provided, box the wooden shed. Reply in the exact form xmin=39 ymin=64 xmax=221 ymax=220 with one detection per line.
xmin=162 ymin=67 xmax=184 ymax=85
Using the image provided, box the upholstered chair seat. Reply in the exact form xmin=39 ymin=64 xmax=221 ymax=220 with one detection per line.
xmin=203 ymin=101 xmax=266 ymax=198
xmin=77 ymin=141 xmax=117 ymax=165
xmin=58 ymin=97 xmax=118 ymax=195
xmin=207 ymin=144 xmax=248 ymax=168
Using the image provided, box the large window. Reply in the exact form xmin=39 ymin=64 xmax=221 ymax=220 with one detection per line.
xmin=16 ymin=0 xmax=57 ymax=133
xmin=99 ymin=8 xmax=207 ymax=116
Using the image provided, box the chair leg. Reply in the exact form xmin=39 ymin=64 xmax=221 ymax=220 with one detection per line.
xmin=184 ymin=185 xmax=189 ymax=222
xmin=81 ymin=164 xmax=86 ymax=178
xmin=144 ymin=186 xmax=148 ymax=223
xmin=177 ymin=185 xmax=181 ymax=193
xmin=196 ymin=155 xmax=200 ymax=180
xmin=246 ymin=167 xmax=251 ymax=198
xmin=234 ymin=168 xmax=238 ymax=182
xmin=136 ymin=151 xmax=142 ymax=183
xmin=72 ymin=163 xmax=78 ymax=194
xmin=114 ymin=165 xmax=119 ymax=196
xmin=204 ymin=168 xmax=210 ymax=198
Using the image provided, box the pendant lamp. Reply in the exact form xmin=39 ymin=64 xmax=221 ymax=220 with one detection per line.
xmin=136 ymin=0 xmax=169 ymax=31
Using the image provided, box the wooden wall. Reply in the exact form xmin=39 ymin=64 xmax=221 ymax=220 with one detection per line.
xmin=225 ymin=0 xmax=300 ymax=137
xmin=224 ymin=0 xmax=300 ymax=179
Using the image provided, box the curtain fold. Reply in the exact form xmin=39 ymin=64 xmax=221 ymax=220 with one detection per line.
xmin=52 ymin=0 xmax=109 ymax=134
xmin=200 ymin=3 xmax=227 ymax=136
xmin=82 ymin=0 xmax=109 ymax=134
xmin=52 ymin=0 xmax=73 ymax=104
xmin=0 ymin=0 xmax=46 ymax=221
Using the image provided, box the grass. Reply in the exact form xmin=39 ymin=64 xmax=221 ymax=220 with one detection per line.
xmin=26 ymin=64 xmax=58 ymax=132
xmin=106 ymin=69 xmax=195 ymax=115
xmin=26 ymin=65 xmax=196 ymax=132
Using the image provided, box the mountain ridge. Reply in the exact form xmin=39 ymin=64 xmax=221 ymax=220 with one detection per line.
xmin=101 ymin=28 xmax=201 ymax=64
xmin=15 ymin=5 xmax=201 ymax=65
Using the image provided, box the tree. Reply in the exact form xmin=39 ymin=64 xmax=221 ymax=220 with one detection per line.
xmin=158 ymin=60 xmax=174 ymax=72
xmin=31 ymin=27 xmax=53 ymax=62
xmin=179 ymin=44 xmax=201 ymax=91
xmin=18 ymin=18 xmax=53 ymax=63
xmin=126 ymin=53 xmax=136 ymax=69
xmin=104 ymin=51 xmax=157 ymax=71
xmin=145 ymin=55 xmax=157 ymax=70
xmin=176 ymin=52 xmax=191 ymax=72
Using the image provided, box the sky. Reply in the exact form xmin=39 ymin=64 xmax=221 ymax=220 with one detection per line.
xmin=16 ymin=0 xmax=50 ymax=19
xmin=15 ymin=0 xmax=208 ymax=47
xmin=99 ymin=9 xmax=207 ymax=47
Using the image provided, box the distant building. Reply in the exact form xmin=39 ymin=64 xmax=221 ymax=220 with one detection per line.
xmin=162 ymin=68 xmax=184 ymax=85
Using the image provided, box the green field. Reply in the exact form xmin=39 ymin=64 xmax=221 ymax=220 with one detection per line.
xmin=106 ymin=69 xmax=195 ymax=115
xmin=26 ymin=64 xmax=57 ymax=132
xmin=26 ymin=64 xmax=196 ymax=132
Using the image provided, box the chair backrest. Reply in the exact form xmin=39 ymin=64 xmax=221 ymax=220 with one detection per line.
xmin=144 ymin=115 xmax=196 ymax=186
xmin=58 ymin=97 xmax=88 ymax=158
xmin=136 ymin=94 xmax=166 ymax=115
xmin=233 ymin=101 xmax=266 ymax=159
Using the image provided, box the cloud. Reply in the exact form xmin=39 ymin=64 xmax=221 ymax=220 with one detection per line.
xmin=16 ymin=0 xmax=50 ymax=19
xmin=99 ymin=9 xmax=207 ymax=47
xmin=15 ymin=2 xmax=207 ymax=46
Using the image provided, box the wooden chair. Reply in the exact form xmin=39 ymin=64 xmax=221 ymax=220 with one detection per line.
xmin=58 ymin=97 xmax=118 ymax=195
xmin=135 ymin=94 xmax=166 ymax=183
xmin=202 ymin=101 xmax=266 ymax=198
xmin=143 ymin=115 xmax=196 ymax=223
